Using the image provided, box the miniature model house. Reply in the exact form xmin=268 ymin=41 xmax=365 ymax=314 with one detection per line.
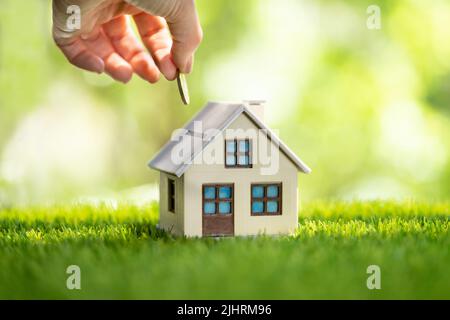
xmin=149 ymin=101 xmax=311 ymax=237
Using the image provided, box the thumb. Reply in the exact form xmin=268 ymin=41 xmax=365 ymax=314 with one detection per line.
xmin=126 ymin=0 xmax=203 ymax=73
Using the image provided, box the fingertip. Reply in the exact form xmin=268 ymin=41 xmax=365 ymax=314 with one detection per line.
xmin=131 ymin=14 xmax=177 ymax=81
xmin=87 ymin=55 xmax=105 ymax=74
xmin=168 ymin=17 xmax=202 ymax=73
xmin=72 ymin=52 xmax=105 ymax=74
xmin=147 ymin=70 xmax=160 ymax=84
xmin=57 ymin=37 xmax=105 ymax=74
xmin=114 ymin=65 xmax=133 ymax=83
xmin=160 ymin=56 xmax=178 ymax=80
xmin=172 ymin=47 xmax=195 ymax=74
xmin=144 ymin=64 xmax=161 ymax=84
xmin=173 ymin=57 xmax=188 ymax=74
xmin=130 ymin=52 xmax=161 ymax=83
xmin=105 ymin=54 xmax=133 ymax=83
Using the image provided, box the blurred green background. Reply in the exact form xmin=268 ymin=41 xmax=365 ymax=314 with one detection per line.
xmin=0 ymin=0 xmax=449 ymax=205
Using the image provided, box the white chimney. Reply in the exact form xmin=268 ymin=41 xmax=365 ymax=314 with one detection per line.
xmin=243 ymin=100 xmax=265 ymax=122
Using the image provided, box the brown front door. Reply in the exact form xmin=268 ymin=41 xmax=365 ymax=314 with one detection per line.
xmin=202 ymin=184 xmax=234 ymax=236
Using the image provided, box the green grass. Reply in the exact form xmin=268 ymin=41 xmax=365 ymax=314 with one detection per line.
xmin=0 ymin=201 xmax=449 ymax=299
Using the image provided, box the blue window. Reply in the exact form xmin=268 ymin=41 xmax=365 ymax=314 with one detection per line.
xmin=219 ymin=186 xmax=232 ymax=199
xmin=251 ymin=184 xmax=282 ymax=215
xmin=238 ymin=155 xmax=249 ymax=166
xmin=252 ymin=186 xmax=264 ymax=198
xmin=239 ymin=140 xmax=249 ymax=152
xmin=203 ymin=184 xmax=233 ymax=215
xmin=267 ymin=201 xmax=278 ymax=213
xmin=226 ymin=141 xmax=236 ymax=152
xmin=225 ymin=139 xmax=251 ymax=168
xmin=204 ymin=186 xmax=216 ymax=199
xmin=219 ymin=202 xmax=231 ymax=214
xmin=204 ymin=202 xmax=216 ymax=214
xmin=226 ymin=155 xmax=236 ymax=166
xmin=252 ymin=201 xmax=264 ymax=214
xmin=267 ymin=185 xmax=279 ymax=197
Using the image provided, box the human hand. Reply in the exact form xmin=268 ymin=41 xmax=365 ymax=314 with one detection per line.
xmin=52 ymin=0 xmax=203 ymax=83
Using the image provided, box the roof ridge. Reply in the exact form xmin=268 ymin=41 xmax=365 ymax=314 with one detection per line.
xmin=148 ymin=101 xmax=311 ymax=177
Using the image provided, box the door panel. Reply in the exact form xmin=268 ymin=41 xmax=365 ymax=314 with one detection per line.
xmin=203 ymin=215 xmax=234 ymax=236
xmin=202 ymin=184 xmax=234 ymax=236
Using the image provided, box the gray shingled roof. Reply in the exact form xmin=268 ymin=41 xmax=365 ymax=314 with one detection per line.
xmin=148 ymin=101 xmax=311 ymax=177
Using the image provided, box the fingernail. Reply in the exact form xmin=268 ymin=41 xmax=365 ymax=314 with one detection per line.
xmin=91 ymin=58 xmax=105 ymax=74
xmin=92 ymin=65 xmax=104 ymax=74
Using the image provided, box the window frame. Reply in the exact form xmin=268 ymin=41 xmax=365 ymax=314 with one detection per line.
xmin=168 ymin=178 xmax=176 ymax=213
xmin=202 ymin=183 xmax=234 ymax=216
xmin=224 ymin=138 xmax=252 ymax=168
xmin=250 ymin=183 xmax=282 ymax=216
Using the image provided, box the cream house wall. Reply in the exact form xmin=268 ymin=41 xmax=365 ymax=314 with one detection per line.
xmin=183 ymin=113 xmax=299 ymax=237
xmin=159 ymin=172 xmax=184 ymax=236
